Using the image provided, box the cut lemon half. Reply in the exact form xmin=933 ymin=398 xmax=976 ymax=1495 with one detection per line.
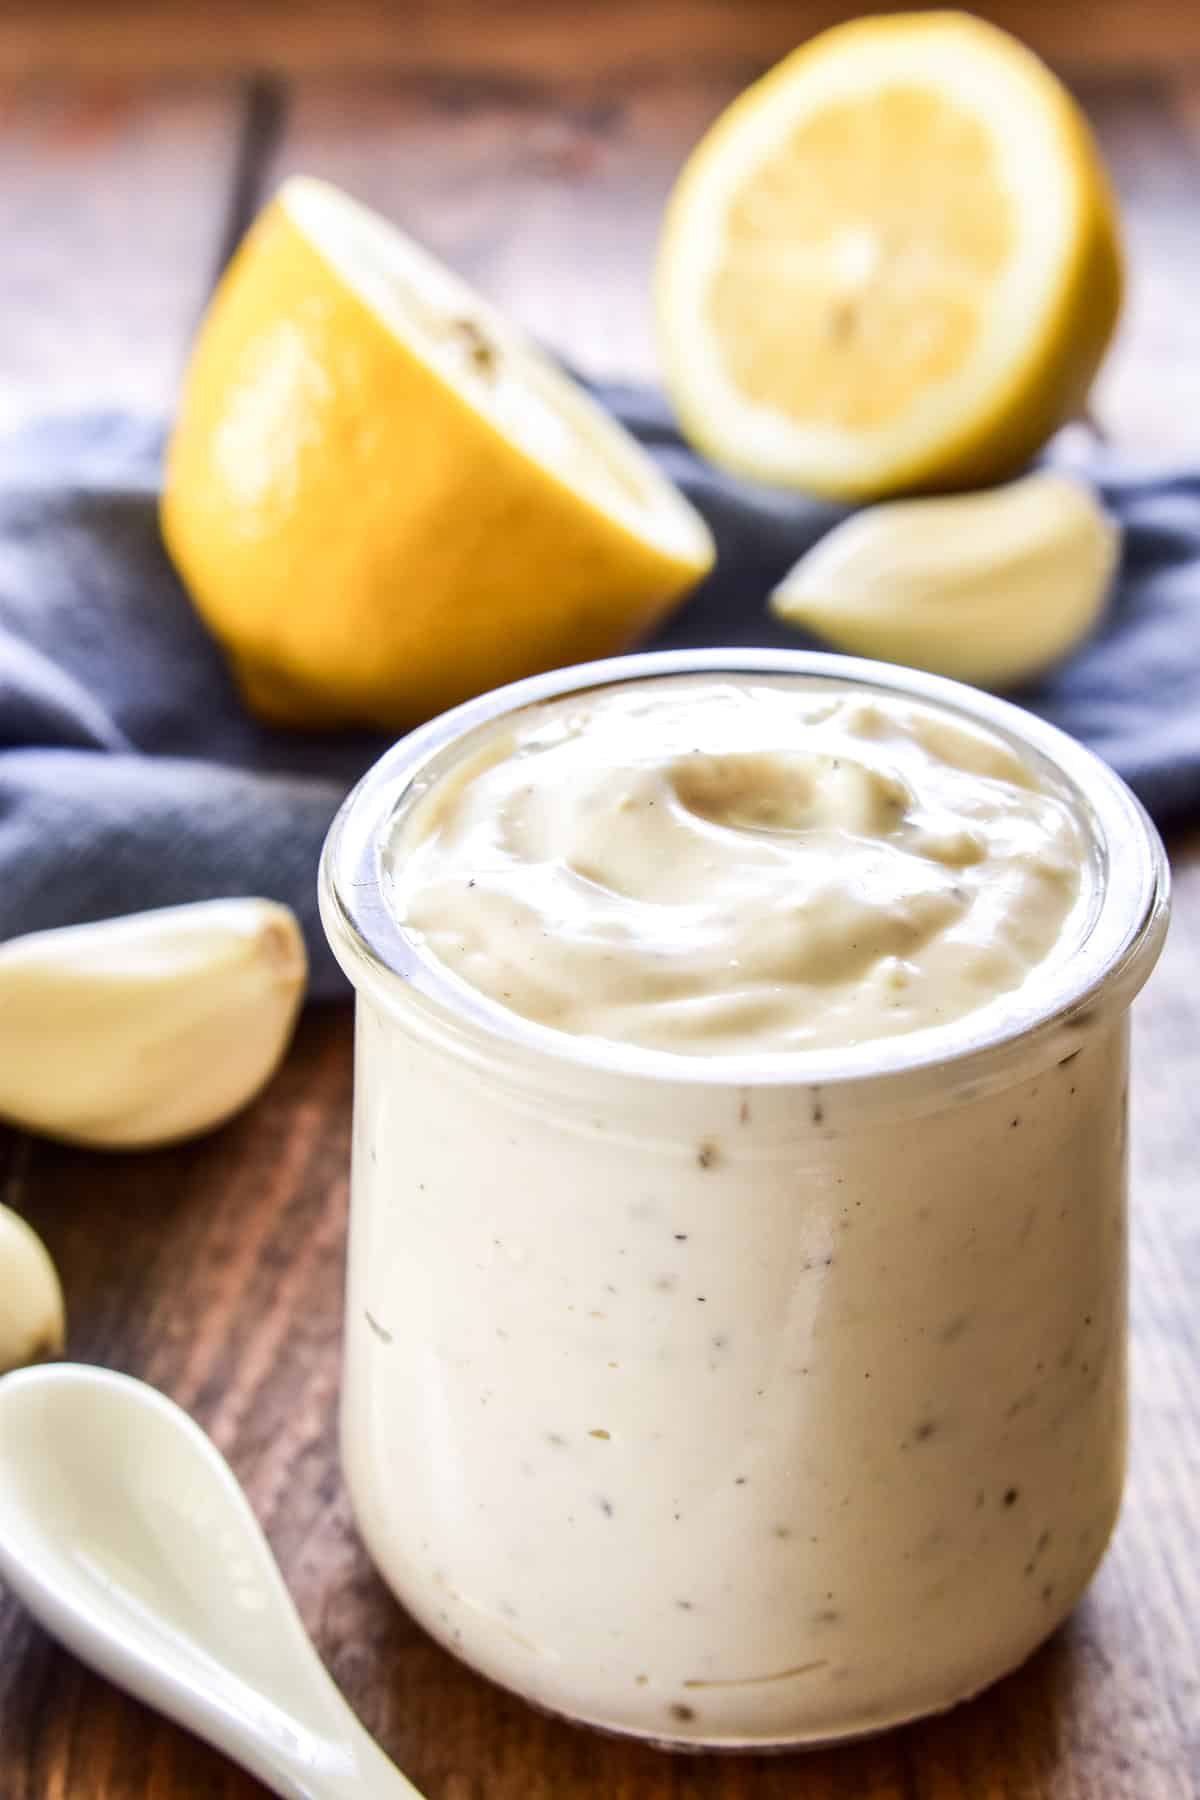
xmin=163 ymin=178 xmax=714 ymax=732
xmin=655 ymin=12 xmax=1122 ymax=500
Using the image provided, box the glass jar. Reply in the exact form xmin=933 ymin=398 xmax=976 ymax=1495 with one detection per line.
xmin=319 ymin=649 xmax=1168 ymax=1750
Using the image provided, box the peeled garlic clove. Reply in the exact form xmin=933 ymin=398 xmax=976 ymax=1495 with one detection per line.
xmin=0 ymin=899 xmax=306 ymax=1149
xmin=0 ymin=1204 xmax=65 ymax=1374
xmin=770 ymin=472 xmax=1119 ymax=689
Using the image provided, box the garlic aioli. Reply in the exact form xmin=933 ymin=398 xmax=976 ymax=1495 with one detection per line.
xmin=385 ymin=678 xmax=1089 ymax=1054
xmin=323 ymin=656 xmax=1166 ymax=1750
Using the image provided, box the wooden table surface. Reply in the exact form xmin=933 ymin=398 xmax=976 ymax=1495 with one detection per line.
xmin=1 ymin=5 xmax=1198 ymax=1795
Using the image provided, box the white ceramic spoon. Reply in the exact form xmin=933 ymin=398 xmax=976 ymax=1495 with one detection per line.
xmin=0 ymin=1362 xmax=424 ymax=1799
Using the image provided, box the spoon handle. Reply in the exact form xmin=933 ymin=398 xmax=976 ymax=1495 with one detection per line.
xmin=331 ymin=1716 xmax=429 ymax=1800
xmin=252 ymin=1710 xmax=426 ymax=1800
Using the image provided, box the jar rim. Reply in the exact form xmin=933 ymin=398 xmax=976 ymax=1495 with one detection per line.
xmin=319 ymin=649 xmax=1169 ymax=1090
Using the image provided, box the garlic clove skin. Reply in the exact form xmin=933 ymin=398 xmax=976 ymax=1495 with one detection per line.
xmin=0 ymin=1204 xmax=65 ymax=1374
xmin=770 ymin=472 xmax=1119 ymax=690
xmin=0 ymin=899 xmax=307 ymax=1150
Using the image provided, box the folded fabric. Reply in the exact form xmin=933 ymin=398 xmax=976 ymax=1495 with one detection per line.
xmin=1 ymin=397 xmax=1197 ymax=1000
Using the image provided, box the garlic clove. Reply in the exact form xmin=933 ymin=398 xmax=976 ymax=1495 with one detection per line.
xmin=770 ymin=472 xmax=1119 ymax=690
xmin=0 ymin=899 xmax=307 ymax=1150
xmin=0 ymin=1204 xmax=65 ymax=1374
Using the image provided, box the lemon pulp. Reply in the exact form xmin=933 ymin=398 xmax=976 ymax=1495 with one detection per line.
xmin=656 ymin=12 xmax=1122 ymax=498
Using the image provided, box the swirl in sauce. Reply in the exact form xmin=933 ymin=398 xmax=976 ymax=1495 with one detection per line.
xmin=385 ymin=677 xmax=1088 ymax=1054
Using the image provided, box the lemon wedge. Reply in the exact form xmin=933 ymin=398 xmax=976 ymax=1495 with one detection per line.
xmin=163 ymin=178 xmax=714 ymax=731
xmin=656 ymin=12 xmax=1122 ymax=500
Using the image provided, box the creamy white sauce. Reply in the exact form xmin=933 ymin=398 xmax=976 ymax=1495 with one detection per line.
xmin=385 ymin=677 xmax=1088 ymax=1053
xmin=336 ymin=672 xmax=1132 ymax=1747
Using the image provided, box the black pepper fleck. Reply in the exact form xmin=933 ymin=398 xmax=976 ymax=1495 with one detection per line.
xmin=669 ymin=1703 xmax=696 ymax=1723
xmin=1004 ymin=1487 xmax=1020 ymax=1507
xmin=675 ymin=1600 xmax=693 ymax=1611
xmin=697 ymin=1141 xmax=719 ymax=1169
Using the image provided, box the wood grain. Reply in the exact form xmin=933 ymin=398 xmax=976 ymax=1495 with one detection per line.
xmin=2 ymin=0 xmax=1200 ymax=81
xmin=0 ymin=76 xmax=248 ymax=433
xmin=1 ymin=18 xmax=1200 ymax=1799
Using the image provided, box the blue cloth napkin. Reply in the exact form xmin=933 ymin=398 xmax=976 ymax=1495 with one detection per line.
xmin=1 ymin=397 xmax=1197 ymax=1000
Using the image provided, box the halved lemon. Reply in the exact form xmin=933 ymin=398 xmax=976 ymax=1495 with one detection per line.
xmin=655 ymin=12 xmax=1122 ymax=500
xmin=163 ymin=178 xmax=714 ymax=732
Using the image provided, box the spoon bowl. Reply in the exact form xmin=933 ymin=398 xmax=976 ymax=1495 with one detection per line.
xmin=0 ymin=1362 xmax=422 ymax=1799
